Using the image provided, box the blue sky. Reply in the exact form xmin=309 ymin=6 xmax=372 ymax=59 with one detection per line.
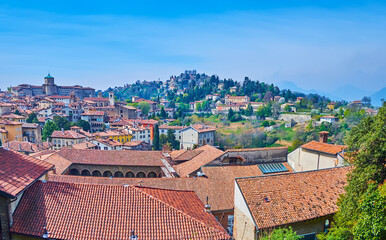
xmin=1 ymin=1 xmax=386 ymax=93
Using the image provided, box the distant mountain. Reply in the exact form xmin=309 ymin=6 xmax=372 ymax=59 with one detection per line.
xmin=370 ymin=87 xmax=386 ymax=107
xmin=328 ymin=85 xmax=373 ymax=102
xmin=276 ymin=81 xmax=342 ymax=100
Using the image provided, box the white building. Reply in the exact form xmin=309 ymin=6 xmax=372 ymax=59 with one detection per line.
xmin=288 ymin=132 xmax=347 ymax=172
xmin=159 ymin=125 xmax=184 ymax=141
xmin=128 ymin=126 xmax=151 ymax=143
xmin=180 ymin=124 xmax=216 ymax=150
xmin=320 ymin=115 xmax=338 ymax=123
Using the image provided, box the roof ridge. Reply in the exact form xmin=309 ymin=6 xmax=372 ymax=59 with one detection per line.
xmin=132 ymin=185 xmax=229 ymax=238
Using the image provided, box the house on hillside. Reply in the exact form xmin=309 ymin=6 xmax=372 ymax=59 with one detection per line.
xmin=180 ymin=124 xmax=216 ymax=150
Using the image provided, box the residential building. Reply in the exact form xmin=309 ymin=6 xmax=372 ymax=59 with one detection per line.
xmin=91 ymin=138 xmax=123 ymax=150
xmin=0 ymin=113 xmax=26 ymax=122
xmin=3 ymin=141 xmax=53 ymax=155
xmin=159 ymin=125 xmax=184 ymax=141
xmin=224 ymin=95 xmax=249 ymax=105
xmin=22 ymin=122 xmax=42 ymax=143
xmin=320 ymin=115 xmax=339 ymax=123
xmin=114 ymin=105 xmax=137 ymax=119
xmin=81 ymin=111 xmax=108 ymax=132
xmin=233 ymin=167 xmax=350 ymax=239
xmin=122 ymin=140 xmax=152 ymax=150
xmin=51 ymin=129 xmax=87 ymax=150
xmin=288 ymin=131 xmax=347 ymax=172
xmin=180 ymin=124 xmax=216 ymax=150
xmin=0 ymin=120 xmax=23 ymax=142
xmin=94 ymin=129 xmax=132 ymax=143
xmin=129 ymin=126 xmax=151 ymax=143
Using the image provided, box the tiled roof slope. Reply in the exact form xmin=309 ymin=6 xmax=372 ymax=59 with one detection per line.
xmin=51 ymin=130 xmax=86 ymax=139
xmin=11 ymin=181 xmax=229 ymax=240
xmin=174 ymin=145 xmax=225 ymax=177
xmin=0 ymin=148 xmax=53 ymax=198
xmin=236 ymin=167 xmax=350 ymax=230
xmin=47 ymin=162 xmax=293 ymax=212
xmin=301 ymin=141 xmax=347 ymax=155
xmin=54 ymin=148 xmax=164 ymax=166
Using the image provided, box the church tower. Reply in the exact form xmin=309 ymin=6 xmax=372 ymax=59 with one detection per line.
xmin=43 ymin=73 xmax=57 ymax=95
xmin=109 ymin=91 xmax=115 ymax=106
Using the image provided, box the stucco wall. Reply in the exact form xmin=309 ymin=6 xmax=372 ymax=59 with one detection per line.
xmin=288 ymin=148 xmax=339 ymax=172
xmin=234 ymin=182 xmax=257 ymax=240
xmin=67 ymin=164 xmax=163 ymax=178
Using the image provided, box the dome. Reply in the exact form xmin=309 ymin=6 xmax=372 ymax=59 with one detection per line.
xmin=45 ymin=73 xmax=54 ymax=79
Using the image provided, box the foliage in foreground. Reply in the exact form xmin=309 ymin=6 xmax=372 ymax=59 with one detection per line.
xmin=325 ymin=102 xmax=386 ymax=240
xmin=261 ymin=227 xmax=303 ymax=240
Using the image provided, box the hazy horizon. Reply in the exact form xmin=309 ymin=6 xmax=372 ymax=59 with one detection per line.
xmin=1 ymin=1 xmax=386 ymax=93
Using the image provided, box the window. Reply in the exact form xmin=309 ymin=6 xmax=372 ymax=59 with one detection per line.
xmin=228 ymin=215 xmax=234 ymax=236
xmin=258 ymin=163 xmax=289 ymax=174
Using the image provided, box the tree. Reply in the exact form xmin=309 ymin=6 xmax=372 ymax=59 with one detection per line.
xmin=153 ymin=124 xmax=160 ymax=150
xmin=167 ymin=130 xmax=180 ymax=150
xmin=160 ymin=107 xmax=167 ymax=119
xmin=159 ymin=134 xmax=168 ymax=148
xmin=26 ymin=112 xmax=39 ymax=123
xmin=228 ymin=108 xmax=235 ymax=121
xmin=284 ymin=104 xmax=291 ymax=112
xmin=195 ymin=102 xmax=202 ymax=112
xmin=261 ymin=227 xmax=303 ymax=240
xmin=245 ymin=103 xmax=253 ymax=116
xmin=361 ymin=96 xmax=371 ymax=106
xmin=42 ymin=121 xmax=58 ymax=141
xmin=75 ymin=119 xmax=90 ymax=131
xmin=14 ymin=109 xmax=21 ymax=115
xmin=53 ymin=116 xmax=71 ymax=130
xmin=327 ymin=101 xmax=386 ymax=239
xmin=138 ymin=101 xmax=151 ymax=116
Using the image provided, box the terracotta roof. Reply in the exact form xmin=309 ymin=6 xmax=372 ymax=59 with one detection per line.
xmin=81 ymin=111 xmax=105 ymax=116
xmin=301 ymin=141 xmax=347 ymax=155
xmin=173 ymin=149 xmax=204 ymax=162
xmin=11 ymin=181 xmax=229 ymax=240
xmin=5 ymin=141 xmax=53 ymax=153
xmin=0 ymin=148 xmax=53 ymax=198
xmin=22 ymin=122 xmax=40 ymax=128
xmin=159 ymin=124 xmax=184 ymax=130
xmin=123 ymin=140 xmax=145 ymax=146
xmin=50 ymin=148 xmax=165 ymax=167
xmin=47 ymin=162 xmax=292 ymax=212
xmin=236 ymin=167 xmax=350 ymax=230
xmin=71 ymin=141 xmax=97 ymax=150
xmin=174 ymin=145 xmax=225 ymax=177
xmin=189 ymin=124 xmax=216 ymax=133
xmin=83 ymin=97 xmax=109 ymax=102
xmin=51 ymin=130 xmax=87 ymax=139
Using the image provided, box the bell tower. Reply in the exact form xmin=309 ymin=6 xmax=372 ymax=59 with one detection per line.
xmin=43 ymin=73 xmax=57 ymax=95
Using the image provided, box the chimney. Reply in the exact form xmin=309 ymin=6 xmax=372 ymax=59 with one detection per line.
xmin=98 ymin=92 xmax=102 ymax=98
xmin=319 ymin=131 xmax=329 ymax=143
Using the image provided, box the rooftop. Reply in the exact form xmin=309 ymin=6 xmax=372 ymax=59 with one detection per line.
xmin=11 ymin=181 xmax=229 ymax=240
xmin=0 ymin=148 xmax=53 ymax=198
xmin=236 ymin=166 xmax=350 ymax=230
xmin=301 ymin=141 xmax=347 ymax=155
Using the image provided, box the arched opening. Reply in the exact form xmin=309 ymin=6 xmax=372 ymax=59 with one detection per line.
xmin=136 ymin=172 xmax=146 ymax=178
xmin=147 ymin=172 xmax=157 ymax=178
xmin=103 ymin=171 xmax=112 ymax=177
xmin=92 ymin=170 xmax=102 ymax=177
xmin=158 ymin=173 xmax=163 ymax=178
xmin=125 ymin=172 xmax=135 ymax=178
xmin=81 ymin=170 xmax=91 ymax=176
xmin=114 ymin=171 xmax=124 ymax=178
xmin=70 ymin=169 xmax=80 ymax=176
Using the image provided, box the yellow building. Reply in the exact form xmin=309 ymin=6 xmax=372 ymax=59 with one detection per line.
xmin=0 ymin=120 xmax=23 ymax=142
xmin=327 ymin=102 xmax=336 ymax=110
xmin=0 ymin=113 xmax=26 ymax=122
xmin=95 ymin=130 xmax=132 ymax=143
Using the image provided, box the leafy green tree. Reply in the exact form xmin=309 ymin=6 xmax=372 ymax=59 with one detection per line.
xmin=261 ymin=227 xmax=303 ymax=240
xmin=284 ymin=104 xmax=291 ymax=112
xmin=327 ymin=101 xmax=386 ymax=239
xmin=138 ymin=101 xmax=151 ymax=116
xmin=153 ymin=124 xmax=160 ymax=150
xmin=245 ymin=103 xmax=253 ymax=116
xmin=195 ymin=102 xmax=202 ymax=111
xmin=159 ymin=134 xmax=168 ymax=148
xmin=75 ymin=119 xmax=90 ymax=131
xmin=228 ymin=108 xmax=235 ymax=121
xmin=261 ymin=120 xmax=270 ymax=127
xmin=256 ymin=105 xmax=272 ymax=118
xmin=53 ymin=116 xmax=71 ymax=130
xmin=160 ymin=107 xmax=167 ymax=119
xmin=26 ymin=112 xmax=39 ymax=123
xmin=167 ymin=130 xmax=180 ymax=150
xmin=14 ymin=109 xmax=21 ymax=115
xmin=42 ymin=120 xmax=58 ymax=141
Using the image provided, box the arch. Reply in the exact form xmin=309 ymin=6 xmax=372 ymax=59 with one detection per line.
xmin=158 ymin=173 xmax=163 ymax=178
xmin=70 ymin=168 xmax=80 ymax=176
xmin=81 ymin=169 xmax=91 ymax=176
xmin=103 ymin=171 xmax=112 ymax=177
xmin=125 ymin=172 xmax=135 ymax=178
xmin=114 ymin=171 xmax=124 ymax=178
xmin=147 ymin=172 xmax=157 ymax=178
xmin=92 ymin=170 xmax=102 ymax=177
xmin=136 ymin=172 xmax=146 ymax=178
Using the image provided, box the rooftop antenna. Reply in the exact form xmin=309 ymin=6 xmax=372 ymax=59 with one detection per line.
xmin=42 ymin=226 xmax=49 ymax=238
xmin=130 ymin=230 xmax=138 ymax=240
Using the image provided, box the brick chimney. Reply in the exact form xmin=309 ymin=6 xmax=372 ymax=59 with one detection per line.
xmin=319 ymin=131 xmax=329 ymax=143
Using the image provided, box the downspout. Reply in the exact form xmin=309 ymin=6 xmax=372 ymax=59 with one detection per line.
xmin=317 ymin=153 xmax=320 ymax=170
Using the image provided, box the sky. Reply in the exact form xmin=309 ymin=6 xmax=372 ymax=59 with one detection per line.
xmin=0 ymin=0 xmax=386 ymax=93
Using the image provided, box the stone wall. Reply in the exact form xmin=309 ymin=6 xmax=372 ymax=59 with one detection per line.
xmin=67 ymin=164 xmax=163 ymax=178
xmin=279 ymin=114 xmax=311 ymax=124
xmin=211 ymin=147 xmax=288 ymax=166
xmin=0 ymin=196 xmax=11 ymax=240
